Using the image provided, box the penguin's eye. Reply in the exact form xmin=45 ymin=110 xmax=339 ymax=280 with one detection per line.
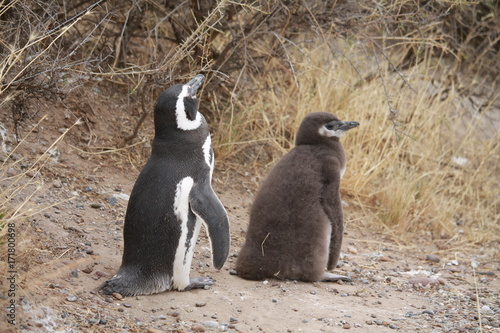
xmin=325 ymin=124 xmax=334 ymax=130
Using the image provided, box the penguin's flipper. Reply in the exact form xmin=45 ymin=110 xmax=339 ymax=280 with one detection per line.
xmin=189 ymin=180 xmax=230 ymax=270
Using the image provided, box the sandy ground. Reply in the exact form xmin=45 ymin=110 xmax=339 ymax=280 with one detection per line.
xmin=0 ymin=99 xmax=499 ymax=333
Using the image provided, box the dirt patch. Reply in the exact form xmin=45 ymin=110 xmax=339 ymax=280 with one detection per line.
xmin=0 ymin=99 xmax=499 ymax=333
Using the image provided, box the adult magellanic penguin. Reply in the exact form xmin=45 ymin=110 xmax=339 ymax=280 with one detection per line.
xmin=236 ymin=112 xmax=358 ymax=282
xmin=100 ymin=74 xmax=230 ymax=296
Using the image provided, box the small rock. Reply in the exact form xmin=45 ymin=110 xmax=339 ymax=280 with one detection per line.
xmin=82 ymin=266 xmax=93 ymax=274
xmin=272 ymin=298 xmax=278 ymax=303
xmin=229 ymin=269 xmax=238 ymax=275
xmin=112 ymin=292 xmax=123 ymax=300
xmin=53 ymin=179 xmax=62 ymax=188
xmin=106 ymin=197 xmax=118 ymax=206
xmin=90 ymin=203 xmax=102 ymax=209
xmin=195 ymin=301 xmax=207 ymax=307
xmin=343 ymin=323 xmax=351 ymax=329
xmin=409 ymin=277 xmax=443 ymax=287
xmin=389 ymin=324 xmax=399 ymax=329
xmin=202 ymin=321 xmax=219 ymax=329
xmin=6 ymin=168 xmax=17 ymax=176
xmin=481 ymin=305 xmax=494 ymax=315
xmin=99 ymin=319 xmax=107 ymax=325
xmin=167 ymin=310 xmax=180 ymax=317
xmin=347 ymin=246 xmax=358 ymax=254
xmin=95 ymin=271 xmax=108 ymax=277
xmin=229 ymin=317 xmax=238 ymax=323
xmin=191 ymin=325 xmax=206 ymax=332
xmin=84 ymin=247 xmax=94 ymax=255
xmin=66 ymin=295 xmax=78 ymax=302
xmin=70 ymin=270 xmax=78 ymax=278
xmin=123 ymin=303 xmax=131 ymax=308
xmin=422 ymin=309 xmax=435 ymax=315
xmin=426 ymin=254 xmax=440 ymax=263
xmin=146 ymin=329 xmax=163 ymax=333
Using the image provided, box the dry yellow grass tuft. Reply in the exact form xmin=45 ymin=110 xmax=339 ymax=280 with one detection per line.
xmin=211 ymin=43 xmax=499 ymax=249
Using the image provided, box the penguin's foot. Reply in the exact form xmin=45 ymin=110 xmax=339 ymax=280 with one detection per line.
xmin=99 ymin=279 xmax=136 ymax=297
xmin=322 ymin=272 xmax=352 ymax=282
xmin=183 ymin=276 xmax=215 ymax=291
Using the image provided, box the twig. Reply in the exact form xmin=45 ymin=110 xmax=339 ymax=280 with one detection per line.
xmin=261 ymin=232 xmax=270 ymax=256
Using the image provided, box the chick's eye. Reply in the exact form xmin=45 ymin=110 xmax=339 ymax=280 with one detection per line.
xmin=325 ymin=124 xmax=334 ymax=130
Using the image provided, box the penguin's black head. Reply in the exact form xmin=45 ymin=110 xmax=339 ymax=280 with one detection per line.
xmin=154 ymin=74 xmax=205 ymax=135
xmin=296 ymin=112 xmax=359 ymax=146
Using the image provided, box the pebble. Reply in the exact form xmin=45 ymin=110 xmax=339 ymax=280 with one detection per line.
xmin=70 ymin=270 xmax=78 ymax=278
xmin=409 ymin=277 xmax=442 ymax=287
xmin=347 ymin=246 xmax=358 ymax=254
xmin=229 ymin=317 xmax=238 ymax=323
xmin=99 ymin=319 xmax=107 ymax=325
xmin=389 ymin=324 xmax=399 ymax=329
xmin=229 ymin=269 xmax=237 ymax=275
xmin=191 ymin=325 xmax=206 ymax=332
xmin=82 ymin=266 xmax=93 ymax=274
xmin=112 ymin=292 xmax=123 ymax=300
xmin=90 ymin=203 xmax=103 ymax=209
xmin=202 ymin=321 xmax=219 ymax=329
xmin=106 ymin=197 xmax=118 ymax=206
xmin=84 ymin=247 xmax=94 ymax=255
xmin=195 ymin=301 xmax=207 ymax=307
xmin=66 ymin=295 xmax=78 ymax=302
xmin=167 ymin=310 xmax=180 ymax=317
xmin=53 ymin=179 xmax=62 ymax=188
xmin=343 ymin=323 xmax=351 ymax=329
xmin=123 ymin=303 xmax=131 ymax=308
xmin=7 ymin=168 xmax=17 ymax=176
xmin=426 ymin=254 xmax=441 ymax=263
xmin=95 ymin=271 xmax=108 ymax=277
xmin=481 ymin=305 xmax=494 ymax=315
xmin=146 ymin=329 xmax=164 ymax=333
xmin=422 ymin=309 xmax=435 ymax=315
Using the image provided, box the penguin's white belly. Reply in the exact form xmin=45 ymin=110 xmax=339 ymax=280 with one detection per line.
xmin=172 ymin=177 xmax=201 ymax=290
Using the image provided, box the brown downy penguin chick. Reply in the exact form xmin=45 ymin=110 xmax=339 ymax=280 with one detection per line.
xmin=236 ymin=112 xmax=359 ymax=282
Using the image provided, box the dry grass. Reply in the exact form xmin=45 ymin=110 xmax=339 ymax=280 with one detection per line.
xmin=211 ymin=41 xmax=500 ymax=249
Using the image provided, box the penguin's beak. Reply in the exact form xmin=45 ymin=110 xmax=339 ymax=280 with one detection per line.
xmin=337 ymin=121 xmax=359 ymax=131
xmin=187 ymin=74 xmax=205 ymax=98
xmin=326 ymin=120 xmax=360 ymax=132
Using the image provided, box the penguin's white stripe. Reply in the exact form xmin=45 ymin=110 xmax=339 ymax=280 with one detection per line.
xmin=175 ymin=85 xmax=202 ymax=131
xmin=202 ymin=135 xmax=212 ymax=169
xmin=172 ymin=176 xmax=195 ymax=290
xmin=319 ymin=126 xmax=345 ymax=138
